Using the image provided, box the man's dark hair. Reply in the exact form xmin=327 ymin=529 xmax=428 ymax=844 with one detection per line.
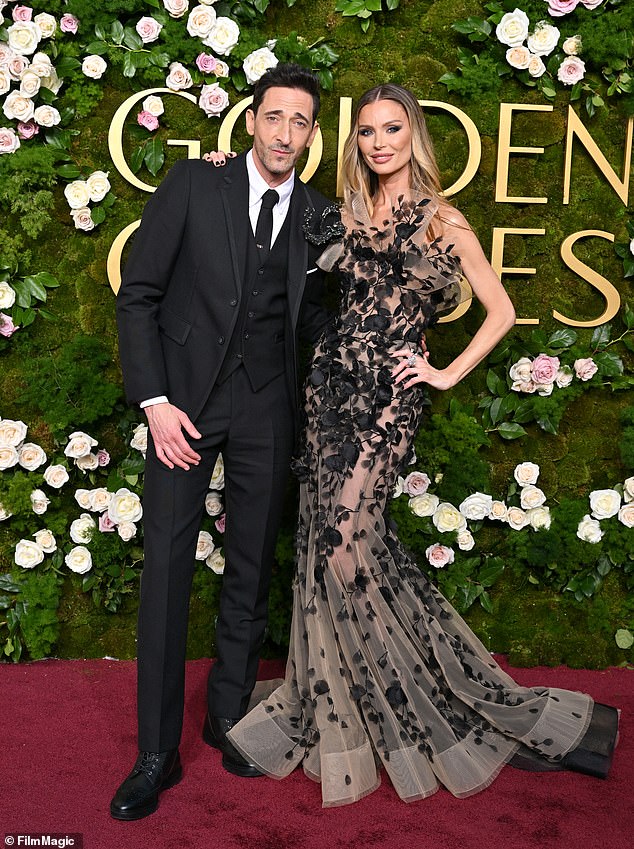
xmin=251 ymin=63 xmax=321 ymax=124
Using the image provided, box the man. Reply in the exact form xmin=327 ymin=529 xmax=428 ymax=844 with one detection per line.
xmin=111 ymin=63 xmax=331 ymax=821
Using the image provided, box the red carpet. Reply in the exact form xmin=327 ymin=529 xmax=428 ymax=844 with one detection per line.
xmin=1 ymin=656 xmax=631 ymax=849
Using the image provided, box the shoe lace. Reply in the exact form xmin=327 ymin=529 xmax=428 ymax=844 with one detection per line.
xmin=136 ymin=751 xmax=161 ymax=780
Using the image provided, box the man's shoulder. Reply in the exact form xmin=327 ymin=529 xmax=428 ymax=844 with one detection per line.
xmin=162 ymin=154 xmax=245 ymax=186
xmin=300 ymin=182 xmax=333 ymax=212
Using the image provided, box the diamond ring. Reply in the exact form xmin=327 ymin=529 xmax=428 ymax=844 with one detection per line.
xmin=407 ymin=354 xmax=417 ymax=367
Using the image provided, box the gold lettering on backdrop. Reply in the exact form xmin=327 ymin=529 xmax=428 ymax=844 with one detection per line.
xmin=563 ymin=108 xmax=633 ymax=205
xmin=335 ymin=97 xmax=352 ymax=198
xmin=491 ymin=228 xmax=545 ymax=325
xmin=554 ymin=230 xmax=620 ymax=326
xmin=107 ymin=220 xmax=140 ymax=295
xmin=167 ymin=139 xmax=201 ymax=158
xmin=496 ymin=103 xmax=553 ymax=204
xmin=419 ymin=101 xmax=482 ymax=198
xmin=108 ymin=88 xmax=199 ymax=193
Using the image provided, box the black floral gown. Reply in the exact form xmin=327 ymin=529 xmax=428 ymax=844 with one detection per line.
xmin=227 ymin=195 xmax=615 ymax=806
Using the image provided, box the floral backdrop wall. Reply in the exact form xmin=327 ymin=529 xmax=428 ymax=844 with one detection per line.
xmin=0 ymin=0 xmax=633 ymax=667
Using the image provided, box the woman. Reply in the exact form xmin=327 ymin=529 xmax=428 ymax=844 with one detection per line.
xmin=211 ymin=84 xmax=619 ymax=806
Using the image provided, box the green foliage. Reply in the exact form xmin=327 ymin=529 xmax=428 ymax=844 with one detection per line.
xmin=19 ymin=335 xmax=122 ymax=435
xmin=335 ymin=0 xmax=399 ymax=33
xmin=619 ymin=406 xmax=634 ymax=471
xmin=0 ymin=570 xmax=62 ymax=662
xmin=0 ymin=145 xmax=59 ymax=239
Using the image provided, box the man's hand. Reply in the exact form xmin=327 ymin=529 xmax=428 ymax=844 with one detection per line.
xmin=202 ymin=151 xmax=237 ymax=166
xmin=146 ymin=403 xmax=202 ymax=470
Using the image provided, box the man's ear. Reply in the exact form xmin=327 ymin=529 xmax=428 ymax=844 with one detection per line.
xmin=245 ymin=107 xmax=255 ymax=137
xmin=306 ymin=121 xmax=319 ymax=148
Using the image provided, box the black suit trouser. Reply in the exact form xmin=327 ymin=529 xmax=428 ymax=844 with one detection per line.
xmin=136 ymin=367 xmax=294 ymax=751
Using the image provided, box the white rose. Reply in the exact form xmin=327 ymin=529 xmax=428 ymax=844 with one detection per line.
xmin=0 ymin=44 xmax=15 ymax=66
xmin=489 ymin=500 xmax=508 ymax=522
xmin=206 ymin=549 xmax=225 ymax=574
xmin=18 ymin=442 xmax=47 ymax=470
xmin=142 ymin=95 xmax=164 ymax=117
xmin=514 ymin=462 xmax=540 ymax=486
xmin=576 ymin=514 xmax=603 ymax=544
xmin=392 ymin=475 xmax=405 ymax=498
xmin=0 ymin=281 xmax=16 ymax=309
xmin=589 ymin=489 xmax=621 ymax=520
xmin=555 ymin=366 xmax=573 ymax=388
xmin=205 ymin=492 xmax=224 ymax=516
xmin=64 ymin=180 xmax=91 ymax=210
xmin=214 ymin=60 xmax=229 ymax=78
xmin=108 ymin=487 xmax=143 ymax=524
xmin=165 ymin=61 xmax=193 ymax=90
xmin=35 ymin=105 xmax=62 ymax=129
xmin=65 ymin=545 xmax=93 ymax=574
xmin=243 ymin=47 xmax=278 ymax=84
xmin=34 ymin=528 xmax=56 ymax=553
xmin=509 ymin=357 xmax=532 ymax=383
xmin=209 ymin=454 xmax=224 ymax=490
xmin=74 ymin=488 xmax=92 ymax=510
xmin=403 ymin=471 xmax=431 ymax=496
xmin=29 ymin=52 xmax=53 ymax=78
xmin=623 ymin=476 xmax=634 ymax=502
xmin=117 ymin=521 xmax=137 ymax=541
xmin=495 ymin=9 xmax=530 ymax=47
xmin=7 ymin=22 xmax=41 ymax=56
xmin=64 ymin=430 xmax=98 ymax=459
xmin=0 ymin=502 xmax=13 ymax=521
xmin=432 ymin=502 xmax=467 ymax=534
xmin=456 ymin=530 xmax=475 ymax=551
xmin=82 ymin=55 xmax=108 ymax=80
xmin=459 ymin=492 xmax=493 ymax=521
xmin=527 ymin=54 xmax=546 ymax=78
xmin=19 ymin=69 xmax=40 ymax=97
xmin=76 ymin=452 xmax=99 ymax=471
xmin=527 ymin=22 xmax=560 ymax=57
xmin=196 ymin=530 xmax=215 ymax=560
xmin=511 ymin=379 xmax=537 ymax=394
xmin=198 ymin=82 xmax=229 ymax=117
xmin=536 ymin=382 xmax=554 ymax=397
xmin=425 ymin=543 xmax=455 ymax=569
xmin=618 ymin=503 xmax=634 ymax=528
xmin=528 ymin=506 xmax=551 ymax=530
xmin=187 ymin=4 xmax=217 ymax=38
xmin=89 ymin=488 xmax=112 ymax=512
xmin=0 ymin=445 xmax=19 ymax=469
xmin=507 ymin=506 xmax=530 ymax=530
xmin=0 ymin=69 xmax=11 ymax=95
xmin=520 ymin=485 xmax=546 ymax=510
xmin=203 ymin=17 xmax=240 ymax=56
xmin=70 ymin=512 xmax=96 ymax=544
xmin=33 ymin=12 xmax=57 ymax=39
xmin=39 ymin=67 xmax=62 ymax=95
xmin=2 ymin=89 xmax=34 ymax=121
xmin=43 ymin=464 xmax=70 ymax=489
xmin=86 ymin=170 xmax=111 ymax=203
xmin=71 ymin=207 xmax=95 ymax=232
xmin=409 ymin=493 xmax=440 ymax=518
xmin=562 ymin=35 xmax=582 ymax=56
xmin=15 ymin=539 xmax=45 ymax=569
xmin=8 ymin=54 xmax=30 ymax=81
xmin=136 ymin=16 xmax=163 ymax=44
xmin=506 ymin=46 xmax=531 ymax=70
xmin=0 ymin=418 xmax=28 ymax=446
xmin=130 ymin=423 xmax=148 ymax=455
xmin=163 ymin=0 xmax=190 ymax=18
xmin=31 ymin=489 xmax=50 ymax=514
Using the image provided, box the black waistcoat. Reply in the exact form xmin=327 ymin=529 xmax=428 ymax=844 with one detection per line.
xmin=217 ymin=206 xmax=292 ymax=391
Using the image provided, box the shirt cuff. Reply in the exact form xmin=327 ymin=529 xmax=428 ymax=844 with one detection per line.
xmin=140 ymin=396 xmax=169 ymax=408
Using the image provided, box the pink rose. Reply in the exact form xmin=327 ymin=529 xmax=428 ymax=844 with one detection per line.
xmin=574 ymin=357 xmax=598 ymax=381
xmin=135 ymin=16 xmax=163 ymax=44
xmin=0 ymin=126 xmax=21 ymax=152
xmin=96 ymin=448 xmax=110 ymax=467
xmin=12 ymin=5 xmax=33 ymax=22
xmin=531 ymin=353 xmax=560 ymax=385
xmin=60 ymin=14 xmax=79 ymax=35
xmin=7 ymin=54 xmax=29 ymax=80
xmin=98 ymin=512 xmax=116 ymax=533
xmin=215 ymin=513 xmax=226 ymax=534
xmin=137 ymin=110 xmax=159 ymax=131
xmin=17 ymin=119 xmax=38 ymax=139
xmin=198 ymin=83 xmax=229 ymax=117
xmin=0 ymin=313 xmax=19 ymax=337
xmin=546 ymin=0 xmax=579 ymax=16
xmin=196 ymin=52 xmax=217 ymax=74
xmin=403 ymin=471 xmax=431 ymax=496
xmin=425 ymin=543 xmax=455 ymax=569
xmin=579 ymin=0 xmax=603 ymax=8
xmin=557 ymin=56 xmax=586 ymax=85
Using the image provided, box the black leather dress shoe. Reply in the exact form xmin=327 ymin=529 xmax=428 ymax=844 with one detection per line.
xmin=203 ymin=713 xmax=263 ymax=778
xmin=110 ymin=749 xmax=182 ymax=820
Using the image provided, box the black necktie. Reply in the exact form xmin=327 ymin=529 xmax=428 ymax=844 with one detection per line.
xmin=254 ymin=189 xmax=279 ymax=260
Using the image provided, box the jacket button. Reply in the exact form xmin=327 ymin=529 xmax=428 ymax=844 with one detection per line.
xmin=217 ymin=336 xmax=225 ymax=344
xmin=257 ymin=269 xmax=264 ymax=276
xmin=243 ymin=332 xmax=250 ymax=340
xmin=251 ymin=290 xmax=259 ymax=296
xmin=230 ymin=299 xmax=237 ymax=307
xmin=247 ymin=311 xmax=255 ymax=318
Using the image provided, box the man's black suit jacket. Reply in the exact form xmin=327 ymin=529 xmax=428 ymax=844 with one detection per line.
xmin=116 ymin=153 xmax=332 ymax=423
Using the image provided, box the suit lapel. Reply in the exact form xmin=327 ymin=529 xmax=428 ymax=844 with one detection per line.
xmin=219 ymin=154 xmax=250 ymax=296
xmin=286 ymin=181 xmax=309 ymax=329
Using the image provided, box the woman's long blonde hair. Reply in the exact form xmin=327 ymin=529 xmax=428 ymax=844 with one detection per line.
xmin=340 ymin=84 xmax=453 ymax=238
